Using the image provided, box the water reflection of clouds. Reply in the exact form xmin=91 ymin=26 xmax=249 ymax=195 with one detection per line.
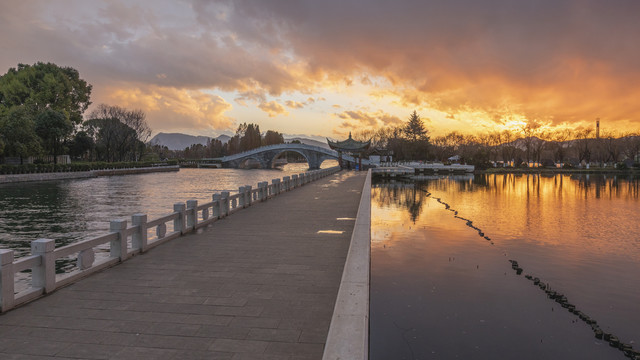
xmin=370 ymin=173 xmax=640 ymax=355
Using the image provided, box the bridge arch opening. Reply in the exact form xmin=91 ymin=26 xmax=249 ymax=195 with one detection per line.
xmin=239 ymin=157 xmax=264 ymax=169
xmin=272 ymin=150 xmax=310 ymax=170
xmin=319 ymin=159 xmax=339 ymax=169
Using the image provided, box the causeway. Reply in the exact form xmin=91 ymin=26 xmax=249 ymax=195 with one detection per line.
xmin=0 ymin=171 xmax=367 ymax=360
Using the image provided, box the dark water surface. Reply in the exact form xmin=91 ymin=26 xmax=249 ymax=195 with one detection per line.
xmin=370 ymin=174 xmax=639 ymax=359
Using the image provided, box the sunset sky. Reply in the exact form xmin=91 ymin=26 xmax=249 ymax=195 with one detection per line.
xmin=1 ymin=0 xmax=639 ymax=140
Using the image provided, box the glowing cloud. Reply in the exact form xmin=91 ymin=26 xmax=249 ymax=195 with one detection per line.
xmin=258 ymin=101 xmax=289 ymax=117
xmin=105 ymin=85 xmax=233 ymax=131
xmin=2 ymin=0 xmax=640 ymax=136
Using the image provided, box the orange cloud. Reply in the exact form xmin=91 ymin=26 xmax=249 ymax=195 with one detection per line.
xmin=285 ymin=100 xmax=305 ymax=109
xmin=4 ymin=0 xmax=640 ymax=136
xmin=104 ymin=85 xmax=233 ymax=131
xmin=258 ymin=101 xmax=289 ymax=117
xmin=335 ymin=109 xmax=402 ymax=130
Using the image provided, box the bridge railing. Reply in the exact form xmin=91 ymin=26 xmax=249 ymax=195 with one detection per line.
xmin=0 ymin=166 xmax=341 ymax=313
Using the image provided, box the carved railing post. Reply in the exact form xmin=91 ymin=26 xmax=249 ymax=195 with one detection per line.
xmin=186 ymin=200 xmax=198 ymax=230
xmin=245 ymin=185 xmax=252 ymax=206
xmin=221 ymin=191 xmax=230 ymax=216
xmin=212 ymin=193 xmax=221 ymax=218
xmin=173 ymin=203 xmax=186 ymax=234
xmin=0 ymin=249 xmax=15 ymax=312
xmin=260 ymin=182 xmax=268 ymax=200
xmin=132 ymin=214 xmax=148 ymax=252
xmin=272 ymin=179 xmax=280 ymax=195
xmin=110 ymin=220 xmax=128 ymax=261
xmin=291 ymin=174 xmax=298 ymax=189
xmin=31 ymin=238 xmax=56 ymax=293
xmin=238 ymin=186 xmax=245 ymax=207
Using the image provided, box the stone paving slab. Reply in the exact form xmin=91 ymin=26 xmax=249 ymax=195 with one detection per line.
xmin=0 ymin=171 xmax=367 ymax=359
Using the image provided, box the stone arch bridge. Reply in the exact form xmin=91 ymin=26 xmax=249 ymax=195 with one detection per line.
xmin=219 ymin=143 xmax=369 ymax=169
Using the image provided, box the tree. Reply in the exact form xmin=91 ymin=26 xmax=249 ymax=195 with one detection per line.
xmin=88 ymin=104 xmax=150 ymax=161
xmin=68 ymin=131 xmax=95 ymax=160
xmin=35 ymin=109 xmax=73 ymax=164
xmin=206 ymin=138 xmax=225 ymax=158
xmin=263 ymin=130 xmax=284 ymax=146
xmin=83 ymin=118 xmax=138 ymax=162
xmin=0 ymin=62 xmax=92 ymax=125
xmin=574 ymin=128 xmax=594 ymax=164
xmin=237 ymin=123 xmax=261 ymax=151
xmin=548 ymin=128 xmax=572 ymax=165
xmin=404 ymin=110 xmax=428 ymax=141
xmin=0 ymin=105 xmax=41 ymax=163
xmin=620 ymin=132 xmax=640 ymax=163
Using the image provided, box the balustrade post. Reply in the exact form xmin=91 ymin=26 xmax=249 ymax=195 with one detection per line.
xmin=31 ymin=239 xmax=55 ymax=293
xmin=173 ymin=203 xmax=186 ymax=234
xmin=221 ymin=191 xmax=230 ymax=216
xmin=131 ymin=214 xmax=148 ymax=252
xmin=212 ymin=194 xmax=221 ymax=218
xmin=186 ymin=200 xmax=198 ymax=230
xmin=0 ymin=249 xmax=15 ymax=312
xmin=238 ymin=186 xmax=246 ymax=207
xmin=283 ymin=176 xmax=290 ymax=191
xmin=272 ymin=179 xmax=280 ymax=195
xmin=291 ymin=174 xmax=298 ymax=188
xmin=245 ymin=185 xmax=252 ymax=206
xmin=261 ymin=182 xmax=268 ymax=200
xmin=110 ymin=220 xmax=128 ymax=261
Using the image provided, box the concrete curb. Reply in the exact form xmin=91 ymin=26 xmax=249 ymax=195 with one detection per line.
xmin=323 ymin=169 xmax=371 ymax=360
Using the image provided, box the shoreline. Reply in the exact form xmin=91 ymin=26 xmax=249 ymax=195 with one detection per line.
xmin=0 ymin=165 xmax=179 ymax=184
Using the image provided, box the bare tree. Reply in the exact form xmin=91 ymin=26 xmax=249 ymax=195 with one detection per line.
xmin=88 ymin=104 xmax=151 ymax=161
xmin=620 ymin=131 xmax=640 ymax=163
xmin=573 ymin=128 xmax=594 ymax=164
xmin=548 ymin=128 xmax=572 ymax=165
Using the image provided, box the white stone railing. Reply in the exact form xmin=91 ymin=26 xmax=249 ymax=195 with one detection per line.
xmin=0 ymin=166 xmax=341 ymax=313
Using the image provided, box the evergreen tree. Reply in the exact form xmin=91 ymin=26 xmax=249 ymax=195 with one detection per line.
xmin=404 ymin=110 xmax=428 ymax=141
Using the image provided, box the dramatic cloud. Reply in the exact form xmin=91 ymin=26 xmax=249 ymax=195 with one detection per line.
xmin=103 ymin=85 xmax=233 ymax=130
xmin=2 ymin=0 xmax=639 ymax=135
xmin=336 ymin=109 xmax=402 ymax=129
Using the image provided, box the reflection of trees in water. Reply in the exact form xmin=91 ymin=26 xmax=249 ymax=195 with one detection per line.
xmin=573 ymin=174 xmax=640 ymax=199
xmin=423 ymin=173 xmax=639 ymax=200
xmin=372 ymin=180 xmax=429 ymax=223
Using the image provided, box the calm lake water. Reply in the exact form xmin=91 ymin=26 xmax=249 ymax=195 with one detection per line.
xmin=0 ymin=163 xmax=335 ymax=259
xmin=370 ymin=174 xmax=640 ymax=359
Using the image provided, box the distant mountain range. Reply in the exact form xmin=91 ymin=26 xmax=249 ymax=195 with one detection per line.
xmin=149 ymin=132 xmax=330 ymax=150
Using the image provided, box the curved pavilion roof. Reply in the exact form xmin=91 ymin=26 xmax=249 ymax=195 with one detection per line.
xmin=326 ymin=132 xmax=371 ymax=152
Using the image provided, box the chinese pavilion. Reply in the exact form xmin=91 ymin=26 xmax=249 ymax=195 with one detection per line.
xmin=327 ymin=132 xmax=371 ymax=170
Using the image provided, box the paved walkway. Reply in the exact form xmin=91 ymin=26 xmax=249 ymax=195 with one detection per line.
xmin=0 ymin=171 xmax=367 ymax=360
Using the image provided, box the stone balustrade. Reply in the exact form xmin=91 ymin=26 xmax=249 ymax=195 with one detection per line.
xmin=0 ymin=166 xmax=341 ymax=313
